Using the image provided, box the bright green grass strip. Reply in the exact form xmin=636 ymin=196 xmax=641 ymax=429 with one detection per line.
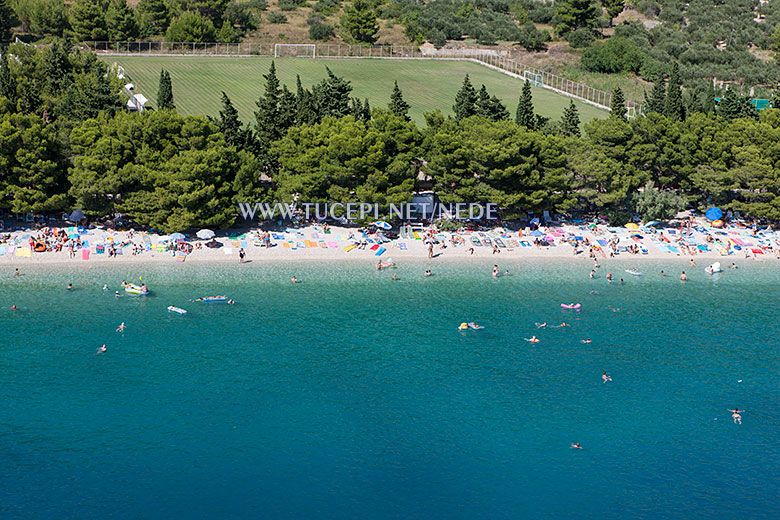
xmin=109 ymin=56 xmax=607 ymax=126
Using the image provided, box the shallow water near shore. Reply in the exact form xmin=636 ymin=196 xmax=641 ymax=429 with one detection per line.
xmin=1 ymin=259 xmax=779 ymax=519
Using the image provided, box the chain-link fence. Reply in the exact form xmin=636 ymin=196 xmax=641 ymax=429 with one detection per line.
xmin=86 ymin=41 xmax=642 ymax=117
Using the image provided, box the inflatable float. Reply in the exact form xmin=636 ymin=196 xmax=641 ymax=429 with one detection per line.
xmin=199 ymin=296 xmax=227 ymax=302
xmin=561 ymin=303 xmax=581 ymax=309
xmin=705 ymin=262 xmax=722 ymax=274
xmin=458 ymin=322 xmax=484 ymax=330
xmin=125 ymin=284 xmax=149 ymax=295
xmin=33 ymin=242 xmax=46 ymax=252
xmin=167 ymin=306 xmax=187 ymax=314
xmin=624 ymin=269 xmax=642 ymax=276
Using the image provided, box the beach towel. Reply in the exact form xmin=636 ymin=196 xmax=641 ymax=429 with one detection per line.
xmin=471 ymin=236 xmax=481 ymax=246
xmin=81 ymin=249 xmax=89 ymax=260
xmin=16 ymin=247 xmax=31 ymax=258
xmin=508 ymin=240 xmax=520 ymax=248
xmin=520 ymin=241 xmax=532 ymax=247
xmin=344 ymin=244 xmax=357 ymax=252
xmin=176 ymin=252 xmax=186 ymax=262
xmin=398 ymin=242 xmax=407 ymax=250
xmin=375 ymin=247 xmax=386 ymax=256
xmin=413 ymin=232 xmax=421 ymax=240
xmin=752 ymin=248 xmax=764 ymax=254
xmin=494 ymin=238 xmax=506 ymax=248
xmin=318 ymin=240 xmax=327 ymax=248
xmin=296 ymin=242 xmax=305 ymax=249
xmin=667 ymin=245 xmax=679 ymax=253
xmin=283 ymin=242 xmax=291 ymax=249
xmin=240 ymin=240 xmax=247 ymax=248
xmin=0 ymin=246 xmax=5 ymax=256
xmin=597 ymin=240 xmax=608 ymax=247
xmin=327 ymin=242 xmax=338 ymax=249
xmin=370 ymin=244 xmax=380 ymax=251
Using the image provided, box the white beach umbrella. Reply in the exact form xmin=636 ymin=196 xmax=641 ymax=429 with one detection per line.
xmin=196 ymin=229 xmax=215 ymax=239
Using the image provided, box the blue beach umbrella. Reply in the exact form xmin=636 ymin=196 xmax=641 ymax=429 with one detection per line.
xmin=374 ymin=221 xmax=392 ymax=230
xmin=170 ymin=232 xmax=186 ymax=241
xmin=705 ymin=207 xmax=723 ymax=221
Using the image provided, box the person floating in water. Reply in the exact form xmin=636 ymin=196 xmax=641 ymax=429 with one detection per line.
xmin=602 ymin=372 xmax=612 ymax=383
xmin=103 ymin=284 xmax=108 ymax=291
xmin=571 ymin=443 xmax=583 ymax=449
xmin=97 ymin=344 xmax=106 ymax=354
xmin=116 ymin=322 xmax=126 ymax=332
xmin=536 ymin=322 xmax=547 ymax=328
xmin=608 ymin=305 xmax=618 ymax=312
xmin=557 ymin=322 xmax=569 ymax=327
xmin=660 ymin=270 xmax=667 ymax=276
xmin=525 ymin=336 xmax=540 ymax=343
xmin=581 ymin=338 xmax=591 ymax=344
xmin=728 ymin=408 xmax=743 ymax=424
xmin=228 ymin=299 xmax=235 ymax=305
xmin=392 ymin=273 xmax=397 ymax=281
xmin=115 ymin=291 xmax=120 ymax=297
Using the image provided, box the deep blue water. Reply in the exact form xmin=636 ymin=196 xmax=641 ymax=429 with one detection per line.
xmin=1 ymin=259 xmax=779 ymax=519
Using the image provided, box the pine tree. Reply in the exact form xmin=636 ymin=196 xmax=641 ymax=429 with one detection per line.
xmin=217 ymin=91 xmax=247 ymax=148
xmin=488 ymin=95 xmax=510 ymax=121
xmin=137 ymin=0 xmax=170 ymax=36
xmin=278 ymin=85 xmax=297 ymax=131
xmin=388 ymin=80 xmax=410 ymax=120
xmin=312 ymin=67 xmax=352 ymax=118
xmin=0 ymin=46 xmax=17 ymax=107
xmin=554 ymin=0 xmax=599 ymax=35
xmin=646 ymin=75 xmax=666 ymax=114
xmin=44 ymin=43 xmax=72 ymax=92
xmin=362 ymin=97 xmax=371 ymax=121
xmin=610 ymin=87 xmax=626 ymax=120
xmin=105 ymin=0 xmax=139 ymax=41
xmin=157 ymin=69 xmax=175 ymax=110
xmin=0 ymin=0 xmax=16 ymax=43
xmin=664 ymin=63 xmax=685 ymax=121
xmin=255 ymin=61 xmax=281 ymax=144
xmin=560 ymin=100 xmax=581 ymax=137
xmin=69 ymin=0 xmax=108 ymax=41
xmin=217 ymin=20 xmax=238 ymax=43
xmin=453 ymin=74 xmax=477 ymax=120
xmin=601 ymin=0 xmax=624 ymax=26
xmin=342 ymin=0 xmax=379 ymax=44
xmin=515 ymin=79 xmax=535 ymax=129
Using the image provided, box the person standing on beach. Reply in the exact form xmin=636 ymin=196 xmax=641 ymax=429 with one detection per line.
xmin=427 ymin=243 xmax=434 ymax=259
xmin=239 ymin=248 xmax=245 ymax=263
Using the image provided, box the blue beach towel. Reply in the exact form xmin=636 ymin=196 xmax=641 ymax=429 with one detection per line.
xmin=375 ymin=247 xmax=386 ymax=256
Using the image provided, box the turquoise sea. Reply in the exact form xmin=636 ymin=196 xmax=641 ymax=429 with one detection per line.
xmin=1 ymin=259 xmax=779 ymax=519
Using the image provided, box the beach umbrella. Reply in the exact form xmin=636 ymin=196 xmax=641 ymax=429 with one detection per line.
xmin=644 ymin=221 xmax=660 ymax=227
xmin=712 ymin=220 xmax=724 ymax=228
xmin=67 ymin=209 xmax=85 ymax=222
xmin=373 ymin=221 xmax=391 ymax=230
xmin=196 ymin=229 xmax=215 ymax=239
xmin=157 ymin=235 xmax=172 ymax=242
xmin=705 ymin=207 xmax=723 ymax=221
xmin=170 ymin=232 xmax=186 ymax=241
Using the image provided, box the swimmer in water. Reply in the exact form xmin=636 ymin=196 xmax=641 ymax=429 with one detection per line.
xmin=67 ymin=283 xmax=73 ymax=290
xmin=492 ymin=265 xmax=499 ymax=278
xmin=536 ymin=322 xmax=547 ymax=328
xmin=392 ymin=273 xmax=397 ymax=281
xmin=728 ymin=408 xmax=743 ymax=424
xmin=103 ymin=284 xmax=108 ymax=291
xmin=525 ymin=336 xmax=540 ymax=343
xmin=660 ymin=270 xmax=667 ymax=276
xmin=571 ymin=443 xmax=583 ymax=449
xmin=14 ymin=268 xmax=19 ymax=276
xmin=97 ymin=344 xmax=106 ymax=354
xmin=558 ymin=322 xmax=569 ymax=327
xmin=581 ymin=338 xmax=591 ymax=344
xmin=619 ymin=278 xmax=624 ymax=285
xmin=589 ymin=269 xmax=595 ymax=279
xmin=291 ymin=276 xmax=299 ymax=283
xmin=589 ymin=290 xmax=598 ymax=295
xmin=608 ymin=305 xmax=618 ymax=312
xmin=228 ymin=299 xmax=235 ymax=305
xmin=602 ymin=372 xmax=612 ymax=383
xmin=730 ymin=263 xmax=738 ymax=269
xmin=115 ymin=291 xmax=120 ymax=297
xmin=424 ymin=269 xmax=432 ymax=277
xmin=680 ymin=271 xmax=688 ymax=281
xmin=116 ymin=322 xmax=126 ymax=332
xmin=10 ymin=304 xmax=18 ymax=310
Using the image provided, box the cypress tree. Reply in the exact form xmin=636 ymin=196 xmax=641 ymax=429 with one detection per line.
xmin=646 ymin=75 xmax=666 ymax=114
xmin=278 ymin=85 xmax=297 ymax=131
xmin=453 ymin=74 xmax=477 ymax=120
xmin=362 ymin=97 xmax=371 ymax=122
xmin=388 ymin=80 xmax=410 ymax=120
xmin=610 ymin=87 xmax=626 ymax=120
xmin=255 ymin=61 xmax=282 ymax=144
xmin=664 ymin=63 xmax=685 ymax=121
xmin=295 ymin=74 xmax=317 ymax=125
xmin=157 ymin=69 xmax=175 ymax=110
xmin=218 ymin=91 xmax=246 ymax=148
xmin=560 ymin=100 xmax=581 ymax=137
xmin=515 ymin=79 xmax=535 ymax=129
xmin=488 ymin=95 xmax=510 ymax=121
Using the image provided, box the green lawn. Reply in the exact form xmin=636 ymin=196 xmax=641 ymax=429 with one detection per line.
xmin=108 ymin=56 xmax=607 ymax=126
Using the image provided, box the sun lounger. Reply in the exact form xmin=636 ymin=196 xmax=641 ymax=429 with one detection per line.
xmin=667 ymin=245 xmax=679 ymax=253
xmin=375 ymin=247 xmax=386 ymax=256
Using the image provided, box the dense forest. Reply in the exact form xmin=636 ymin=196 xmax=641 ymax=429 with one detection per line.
xmin=4 ymin=0 xmax=780 ymax=91
xmin=2 ymin=43 xmax=780 ymax=232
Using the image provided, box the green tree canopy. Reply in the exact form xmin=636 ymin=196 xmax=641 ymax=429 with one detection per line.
xmin=342 ymin=0 xmax=379 ymax=44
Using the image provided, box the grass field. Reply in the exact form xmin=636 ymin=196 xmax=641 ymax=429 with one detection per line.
xmin=109 ymin=56 xmax=608 ymax=126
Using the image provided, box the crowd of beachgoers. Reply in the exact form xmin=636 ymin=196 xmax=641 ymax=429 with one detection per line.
xmin=1 ymin=215 xmax=779 ymax=264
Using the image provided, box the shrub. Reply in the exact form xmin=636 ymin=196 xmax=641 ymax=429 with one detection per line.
xmin=517 ymin=22 xmax=549 ymax=51
xmin=278 ymin=0 xmax=297 ymax=11
xmin=565 ymin=28 xmax=595 ymax=48
xmin=313 ymin=0 xmax=340 ymax=16
xmin=247 ymin=0 xmax=267 ymax=10
xmin=636 ymin=0 xmax=660 ymax=17
xmin=165 ymin=11 xmax=216 ymax=42
xmin=528 ymin=5 xmax=554 ymax=23
xmin=309 ymin=20 xmax=334 ymax=40
xmin=268 ymin=11 xmax=288 ymax=23
xmin=581 ymin=37 xmax=644 ymax=73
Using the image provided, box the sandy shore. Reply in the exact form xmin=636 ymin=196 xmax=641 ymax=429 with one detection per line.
xmin=1 ymin=221 xmax=778 ymax=266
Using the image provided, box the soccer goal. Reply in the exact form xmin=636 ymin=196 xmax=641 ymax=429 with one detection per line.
xmin=523 ymin=71 xmax=543 ymax=86
xmin=274 ymin=44 xmax=316 ymax=58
